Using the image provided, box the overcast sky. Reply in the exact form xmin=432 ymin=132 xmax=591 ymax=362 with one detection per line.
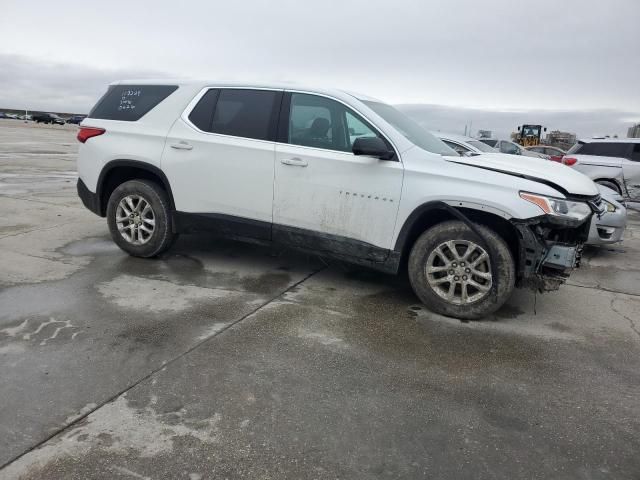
xmin=1 ymin=0 xmax=639 ymax=138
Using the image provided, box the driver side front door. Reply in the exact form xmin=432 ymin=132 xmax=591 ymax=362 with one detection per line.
xmin=272 ymin=92 xmax=403 ymax=260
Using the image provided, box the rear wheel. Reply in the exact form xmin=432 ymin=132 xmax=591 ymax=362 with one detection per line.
xmin=106 ymin=179 xmax=176 ymax=257
xmin=408 ymin=220 xmax=515 ymax=320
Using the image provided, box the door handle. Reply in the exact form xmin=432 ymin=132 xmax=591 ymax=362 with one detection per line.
xmin=170 ymin=141 xmax=193 ymax=150
xmin=281 ymin=157 xmax=308 ymax=167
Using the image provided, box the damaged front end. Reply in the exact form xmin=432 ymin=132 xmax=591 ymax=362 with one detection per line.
xmin=513 ymin=195 xmax=604 ymax=292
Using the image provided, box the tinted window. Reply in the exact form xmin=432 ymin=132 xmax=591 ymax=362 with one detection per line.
xmin=569 ymin=141 xmax=631 ymax=158
xmin=632 ymin=144 xmax=640 ymax=162
xmin=188 ymin=89 xmax=219 ymax=131
xmin=288 ymin=93 xmax=385 ymax=152
xmin=89 ymin=85 xmax=178 ymax=121
xmin=210 ymin=89 xmax=279 ymax=141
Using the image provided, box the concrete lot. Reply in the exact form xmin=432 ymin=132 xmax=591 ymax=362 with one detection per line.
xmin=1 ymin=118 xmax=639 ymax=479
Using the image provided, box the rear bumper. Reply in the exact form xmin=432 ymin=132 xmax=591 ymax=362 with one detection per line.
xmin=77 ymin=178 xmax=102 ymax=216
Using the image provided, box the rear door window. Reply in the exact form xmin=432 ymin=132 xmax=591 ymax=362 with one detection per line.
xmin=210 ymin=89 xmax=280 ymax=141
xmin=188 ymin=89 xmax=220 ymax=132
xmin=89 ymin=85 xmax=178 ymax=121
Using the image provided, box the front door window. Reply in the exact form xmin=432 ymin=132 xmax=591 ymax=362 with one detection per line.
xmin=288 ymin=93 xmax=384 ymax=152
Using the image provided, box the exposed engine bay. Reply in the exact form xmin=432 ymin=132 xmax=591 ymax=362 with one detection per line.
xmin=512 ymin=197 xmax=602 ymax=292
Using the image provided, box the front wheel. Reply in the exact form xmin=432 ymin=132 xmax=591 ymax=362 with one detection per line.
xmin=106 ymin=179 xmax=176 ymax=258
xmin=408 ymin=220 xmax=515 ymax=320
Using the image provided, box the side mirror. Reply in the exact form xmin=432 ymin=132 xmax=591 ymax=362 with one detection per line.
xmin=352 ymin=137 xmax=395 ymax=160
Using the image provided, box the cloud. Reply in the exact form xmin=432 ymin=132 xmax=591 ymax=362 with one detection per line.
xmin=1 ymin=53 xmax=637 ymax=139
xmin=1 ymin=0 xmax=639 ymax=112
xmin=0 ymin=54 xmax=169 ymax=113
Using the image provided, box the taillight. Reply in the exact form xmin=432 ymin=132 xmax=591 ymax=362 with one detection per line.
xmin=549 ymin=155 xmax=563 ymax=162
xmin=77 ymin=127 xmax=105 ymax=143
xmin=562 ymin=156 xmax=578 ymax=166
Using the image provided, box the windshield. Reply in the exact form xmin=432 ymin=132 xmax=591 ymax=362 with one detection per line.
xmin=468 ymin=140 xmax=497 ymax=153
xmin=362 ymin=101 xmax=457 ymax=156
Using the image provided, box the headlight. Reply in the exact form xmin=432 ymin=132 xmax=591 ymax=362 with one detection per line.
xmin=603 ymin=200 xmax=617 ymax=213
xmin=520 ymin=192 xmax=591 ymax=221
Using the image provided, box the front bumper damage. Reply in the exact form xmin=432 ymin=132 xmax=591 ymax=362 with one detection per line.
xmin=512 ymin=197 xmax=603 ymax=292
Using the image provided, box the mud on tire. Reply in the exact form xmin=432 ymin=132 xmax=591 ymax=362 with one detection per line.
xmin=408 ymin=220 xmax=515 ymax=320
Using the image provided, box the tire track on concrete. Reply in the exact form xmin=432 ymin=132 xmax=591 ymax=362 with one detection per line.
xmin=0 ymin=264 xmax=327 ymax=471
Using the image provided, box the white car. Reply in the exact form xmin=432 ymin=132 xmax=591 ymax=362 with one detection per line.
xmin=77 ymin=80 xmax=602 ymax=319
xmin=563 ymin=138 xmax=640 ymax=199
xmin=433 ymin=132 xmax=627 ymax=246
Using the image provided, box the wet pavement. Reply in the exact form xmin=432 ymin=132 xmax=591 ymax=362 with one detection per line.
xmin=1 ymin=120 xmax=639 ymax=479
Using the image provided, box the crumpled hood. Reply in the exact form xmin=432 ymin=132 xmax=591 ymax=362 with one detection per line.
xmin=445 ymin=152 xmax=599 ymax=197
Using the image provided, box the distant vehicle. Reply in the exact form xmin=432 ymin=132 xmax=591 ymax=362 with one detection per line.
xmin=432 ymin=132 xmax=498 ymax=155
xmin=434 ymin=133 xmax=626 ymax=246
xmin=589 ymin=185 xmax=627 ymax=246
xmin=562 ymin=138 xmax=640 ymax=199
xmin=478 ymin=138 xmax=498 ymax=148
xmin=19 ymin=114 xmax=32 ymax=121
xmin=527 ymin=145 xmax=566 ymax=162
xmin=66 ymin=115 xmax=86 ymax=125
xmin=0 ymin=112 xmax=7 ymax=119
xmin=76 ymin=80 xmax=602 ymax=319
xmin=4 ymin=113 xmax=19 ymax=120
xmin=32 ymin=113 xmax=65 ymax=125
xmin=494 ymin=139 xmax=549 ymax=159
xmin=515 ymin=124 xmax=546 ymax=147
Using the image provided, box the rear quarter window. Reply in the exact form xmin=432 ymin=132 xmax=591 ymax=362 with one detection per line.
xmin=89 ymin=85 xmax=178 ymax=121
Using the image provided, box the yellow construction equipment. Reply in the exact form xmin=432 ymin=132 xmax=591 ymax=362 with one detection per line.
xmin=516 ymin=125 xmax=547 ymax=147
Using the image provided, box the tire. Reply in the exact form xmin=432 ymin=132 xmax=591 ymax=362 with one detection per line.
xmin=408 ymin=220 xmax=515 ymax=320
xmin=106 ymin=179 xmax=176 ymax=258
xmin=595 ymin=179 xmax=622 ymax=195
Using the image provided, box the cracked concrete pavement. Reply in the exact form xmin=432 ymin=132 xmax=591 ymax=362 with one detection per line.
xmin=1 ymin=119 xmax=639 ymax=479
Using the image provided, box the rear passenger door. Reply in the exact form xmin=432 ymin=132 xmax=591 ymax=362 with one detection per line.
xmin=272 ymin=92 xmax=403 ymax=260
xmin=162 ymin=88 xmax=282 ymax=238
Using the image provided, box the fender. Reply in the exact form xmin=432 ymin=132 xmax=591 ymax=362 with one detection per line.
xmin=394 ymin=201 xmax=507 ymax=252
xmin=96 ymin=159 xmax=176 ymax=214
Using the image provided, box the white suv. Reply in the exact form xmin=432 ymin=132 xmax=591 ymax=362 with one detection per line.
xmin=77 ymin=80 xmax=602 ymax=319
xmin=562 ymin=138 xmax=640 ymax=199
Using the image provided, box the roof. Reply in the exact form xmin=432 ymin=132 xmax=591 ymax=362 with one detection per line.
xmin=109 ymin=79 xmax=381 ymax=102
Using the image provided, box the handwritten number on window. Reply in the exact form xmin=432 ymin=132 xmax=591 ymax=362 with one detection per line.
xmin=118 ymin=89 xmax=142 ymax=111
